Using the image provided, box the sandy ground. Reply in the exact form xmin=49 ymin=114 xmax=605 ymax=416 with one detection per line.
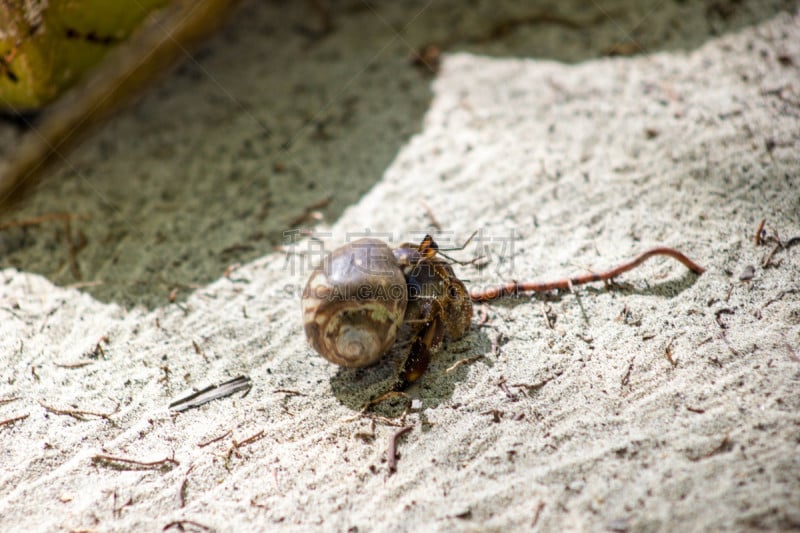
xmin=1 ymin=1 xmax=799 ymax=531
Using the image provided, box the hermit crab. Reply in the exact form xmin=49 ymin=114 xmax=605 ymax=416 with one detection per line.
xmin=301 ymin=234 xmax=705 ymax=390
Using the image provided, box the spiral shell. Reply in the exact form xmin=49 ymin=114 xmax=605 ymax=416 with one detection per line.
xmin=301 ymin=238 xmax=408 ymax=368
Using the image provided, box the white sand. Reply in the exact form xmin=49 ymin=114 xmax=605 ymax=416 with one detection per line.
xmin=1 ymin=2 xmax=799 ymax=531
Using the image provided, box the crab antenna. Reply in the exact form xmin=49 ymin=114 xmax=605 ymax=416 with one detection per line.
xmin=437 ymin=230 xmax=479 ymax=253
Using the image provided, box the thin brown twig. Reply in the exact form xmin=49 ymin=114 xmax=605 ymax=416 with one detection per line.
xmin=512 ymin=373 xmax=560 ymax=394
xmin=714 ymin=308 xmax=734 ymax=329
xmin=342 ymin=395 xmax=410 ymax=424
xmin=763 ymin=234 xmax=800 ymax=267
xmin=387 ymin=425 xmax=413 ymax=475
xmin=0 ymin=413 xmax=29 ymax=428
xmin=54 ymin=360 xmax=94 ymax=368
xmin=92 ymin=453 xmax=179 ymax=469
xmin=531 ymin=501 xmax=546 ymax=527
xmin=179 ymin=477 xmax=189 ymax=509
xmin=762 ymin=242 xmax=782 ymax=268
xmin=621 ymin=357 xmax=635 ymax=387
xmin=179 ymin=464 xmax=195 ymax=508
xmin=38 ymin=400 xmax=118 ymax=422
xmin=754 ymin=218 xmax=766 ymax=245
xmin=689 ymin=434 xmax=732 ymax=462
xmin=265 ymin=466 xmax=281 ymax=496
xmin=288 ymin=195 xmax=332 ymax=228
xmin=235 ymin=430 xmax=267 ymax=448
xmin=197 ymin=429 xmax=233 ymax=448
xmin=365 ymin=390 xmax=410 ymax=411
xmin=274 ymin=389 xmax=306 ymax=396
xmin=445 ymin=355 xmax=484 ymax=374
xmin=762 ymin=289 xmax=799 ymax=310
xmin=226 ymin=430 xmax=266 ymax=461
xmin=419 ymin=200 xmax=442 ymax=231
xmin=720 ymin=331 xmax=739 ymax=356
xmin=163 ymin=519 xmax=215 ymax=532
xmin=664 ymin=337 xmax=677 ymax=367
xmin=471 ymin=246 xmax=705 ymax=301
xmin=111 ymin=490 xmax=134 ymax=518
xmin=482 ymin=409 xmax=504 ymax=423
xmin=497 ymin=377 xmax=519 ymax=401
xmin=249 ymin=496 xmax=269 ymax=509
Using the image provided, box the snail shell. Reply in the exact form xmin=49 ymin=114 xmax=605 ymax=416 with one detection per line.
xmin=301 ymin=238 xmax=408 ymax=368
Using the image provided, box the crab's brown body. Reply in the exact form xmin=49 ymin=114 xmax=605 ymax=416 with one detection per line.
xmin=391 ymin=239 xmax=472 ymax=388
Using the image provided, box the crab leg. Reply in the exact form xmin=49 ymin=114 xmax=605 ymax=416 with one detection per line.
xmin=394 ymin=304 xmax=445 ymax=390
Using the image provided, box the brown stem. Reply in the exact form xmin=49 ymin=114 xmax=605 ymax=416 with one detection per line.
xmin=92 ymin=453 xmax=179 ymax=469
xmin=470 ymin=246 xmax=705 ymax=302
xmin=0 ymin=413 xmax=29 ymax=428
xmin=387 ymin=425 xmax=413 ymax=475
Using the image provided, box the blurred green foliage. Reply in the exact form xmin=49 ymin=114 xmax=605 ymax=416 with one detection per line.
xmin=0 ymin=0 xmax=169 ymax=112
